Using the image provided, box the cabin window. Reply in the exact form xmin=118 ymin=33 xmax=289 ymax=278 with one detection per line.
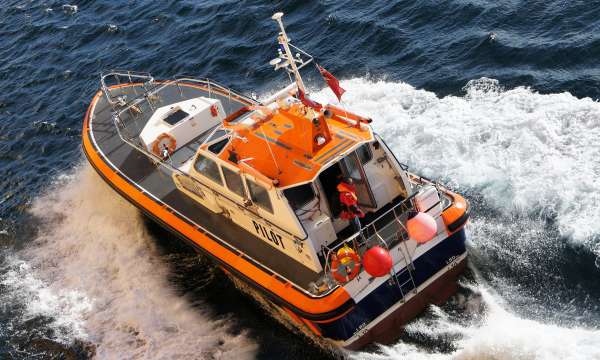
xmin=164 ymin=109 xmax=189 ymax=125
xmin=247 ymin=180 xmax=273 ymax=213
xmin=222 ymin=166 xmax=245 ymax=197
xmin=342 ymin=154 xmax=361 ymax=179
xmin=208 ymin=137 xmax=230 ymax=154
xmin=194 ymin=154 xmax=223 ymax=185
xmin=206 ymin=129 xmax=228 ymax=143
xmin=284 ymin=183 xmax=315 ymax=209
xmin=357 ymin=144 xmax=372 ymax=165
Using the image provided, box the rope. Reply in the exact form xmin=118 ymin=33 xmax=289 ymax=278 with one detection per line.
xmin=259 ymin=127 xmax=282 ymax=176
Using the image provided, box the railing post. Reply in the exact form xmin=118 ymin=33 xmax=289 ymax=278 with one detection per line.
xmin=228 ymin=88 xmax=232 ymax=111
xmin=176 ymin=80 xmax=184 ymax=98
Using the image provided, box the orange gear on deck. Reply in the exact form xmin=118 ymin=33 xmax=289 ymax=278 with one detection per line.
xmin=337 ymin=181 xmax=364 ymax=220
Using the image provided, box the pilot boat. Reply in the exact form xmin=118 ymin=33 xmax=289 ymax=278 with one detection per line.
xmin=82 ymin=12 xmax=469 ymax=350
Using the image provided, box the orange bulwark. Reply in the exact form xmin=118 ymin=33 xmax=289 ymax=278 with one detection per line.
xmin=442 ymin=193 xmax=470 ymax=233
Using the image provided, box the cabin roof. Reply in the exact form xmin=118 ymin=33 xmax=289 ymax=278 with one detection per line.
xmin=210 ymin=102 xmax=373 ymax=188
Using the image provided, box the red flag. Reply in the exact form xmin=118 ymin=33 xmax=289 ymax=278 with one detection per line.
xmin=317 ymin=64 xmax=346 ymax=101
xmin=297 ymin=87 xmax=322 ymax=110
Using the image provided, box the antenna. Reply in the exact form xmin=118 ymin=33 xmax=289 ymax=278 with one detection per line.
xmin=271 ymin=12 xmax=306 ymax=93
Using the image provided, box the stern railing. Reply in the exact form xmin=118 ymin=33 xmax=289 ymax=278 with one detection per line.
xmin=316 ymin=193 xmax=420 ymax=295
xmin=315 ymin=183 xmax=447 ymax=297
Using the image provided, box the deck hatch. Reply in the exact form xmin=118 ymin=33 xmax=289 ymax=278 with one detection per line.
xmin=164 ymin=109 xmax=189 ymax=125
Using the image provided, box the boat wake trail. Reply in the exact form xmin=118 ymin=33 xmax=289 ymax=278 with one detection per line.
xmin=353 ymin=282 xmax=600 ymax=360
xmin=1 ymin=166 xmax=256 ymax=359
xmin=326 ymin=77 xmax=600 ymax=247
xmin=313 ymin=78 xmax=600 ymax=359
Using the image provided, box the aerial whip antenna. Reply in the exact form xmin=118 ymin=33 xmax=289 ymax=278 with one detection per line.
xmin=271 ymin=12 xmax=307 ymax=94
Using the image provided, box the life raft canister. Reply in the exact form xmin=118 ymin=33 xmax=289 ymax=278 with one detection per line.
xmin=330 ymin=244 xmax=361 ymax=283
xmin=152 ymin=133 xmax=177 ymax=158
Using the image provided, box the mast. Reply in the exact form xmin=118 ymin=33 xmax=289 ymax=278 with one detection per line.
xmin=272 ymin=12 xmax=306 ymax=93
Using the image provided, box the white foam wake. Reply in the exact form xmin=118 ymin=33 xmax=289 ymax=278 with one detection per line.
xmin=314 ymin=78 xmax=600 ymax=359
xmin=352 ymin=283 xmax=600 ymax=360
xmin=4 ymin=165 xmax=256 ymax=359
xmin=316 ymin=77 xmax=600 ymax=251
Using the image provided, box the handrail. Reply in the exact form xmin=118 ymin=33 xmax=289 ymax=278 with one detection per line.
xmin=101 ymin=71 xmax=257 ymax=118
xmin=103 ymin=75 xmax=307 ymax=244
xmin=94 ymin=73 xmax=343 ymax=298
xmin=101 ymin=70 xmax=156 ymax=106
xmin=321 ymin=194 xmax=418 ymax=278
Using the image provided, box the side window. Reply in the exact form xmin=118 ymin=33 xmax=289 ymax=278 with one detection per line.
xmin=247 ymin=180 xmax=273 ymax=213
xmin=222 ymin=166 xmax=246 ymax=197
xmin=284 ymin=183 xmax=315 ymax=210
xmin=208 ymin=137 xmax=230 ymax=154
xmin=194 ymin=154 xmax=223 ymax=185
xmin=357 ymin=143 xmax=372 ymax=165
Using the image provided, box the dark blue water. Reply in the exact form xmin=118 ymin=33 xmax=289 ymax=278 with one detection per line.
xmin=1 ymin=1 xmax=599 ymax=359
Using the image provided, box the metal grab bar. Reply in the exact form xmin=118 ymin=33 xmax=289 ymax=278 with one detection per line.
xmin=316 ymin=193 xmax=424 ymax=299
xmin=101 ymin=71 xmax=256 ymax=117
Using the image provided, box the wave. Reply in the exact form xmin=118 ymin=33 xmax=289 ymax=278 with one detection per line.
xmin=316 ymin=77 xmax=600 ymax=250
xmin=314 ymin=77 xmax=600 ymax=359
xmin=1 ymin=165 xmax=256 ymax=359
xmin=352 ymin=280 xmax=600 ymax=360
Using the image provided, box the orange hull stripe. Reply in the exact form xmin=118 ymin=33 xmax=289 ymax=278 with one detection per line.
xmin=300 ymin=318 xmax=323 ymax=336
xmin=312 ymin=305 xmax=354 ymax=324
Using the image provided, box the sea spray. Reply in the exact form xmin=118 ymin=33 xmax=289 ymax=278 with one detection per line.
xmin=313 ymin=78 xmax=600 ymax=359
xmin=315 ymin=77 xmax=600 ymax=255
xmin=352 ymin=282 xmax=600 ymax=360
xmin=5 ymin=165 xmax=257 ymax=359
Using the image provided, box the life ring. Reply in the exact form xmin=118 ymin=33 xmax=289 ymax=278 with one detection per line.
xmin=330 ymin=245 xmax=361 ymax=283
xmin=152 ymin=133 xmax=177 ymax=158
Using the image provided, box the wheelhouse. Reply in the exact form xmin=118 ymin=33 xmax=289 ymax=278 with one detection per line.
xmin=162 ymin=86 xmax=418 ymax=280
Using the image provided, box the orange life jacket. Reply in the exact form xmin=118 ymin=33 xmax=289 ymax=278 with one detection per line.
xmin=337 ymin=181 xmax=364 ymax=219
xmin=337 ymin=182 xmax=358 ymax=206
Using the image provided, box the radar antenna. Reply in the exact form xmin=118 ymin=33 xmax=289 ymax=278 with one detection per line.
xmin=270 ymin=12 xmax=313 ymax=93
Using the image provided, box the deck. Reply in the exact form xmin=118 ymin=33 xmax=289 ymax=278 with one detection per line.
xmin=87 ymin=80 xmax=322 ymax=290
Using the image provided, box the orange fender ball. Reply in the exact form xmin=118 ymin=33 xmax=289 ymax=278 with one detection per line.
xmin=407 ymin=212 xmax=437 ymax=243
xmin=363 ymin=246 xmax=393 ymax=277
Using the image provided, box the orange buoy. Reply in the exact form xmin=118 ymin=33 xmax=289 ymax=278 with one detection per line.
xmin=362 ymin=246 xmax=393 ymax=277
xmin=442 ymin=193 xmax=469 ymax=232
xmin=407 ymin=212 xmax=437 ymax=244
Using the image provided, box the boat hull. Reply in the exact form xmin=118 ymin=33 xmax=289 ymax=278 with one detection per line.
xmin=82 ymin=81 xmax=469 ymax=349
